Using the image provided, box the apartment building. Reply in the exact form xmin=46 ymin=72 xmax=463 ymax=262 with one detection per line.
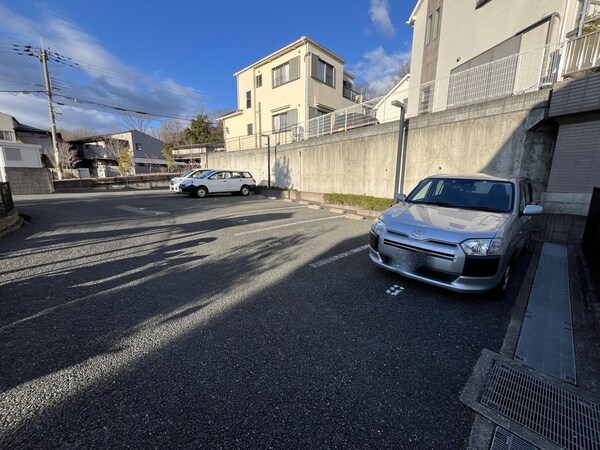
xmin=406 ymin=0 xmax=592 ymax=116
xmin=406 ymin=0 xmax=600 ymax=214
xmin=220 ymin=36 xmax=361 ymax=151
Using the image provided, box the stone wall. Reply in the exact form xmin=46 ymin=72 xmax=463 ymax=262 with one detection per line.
xmin=4 ymin=167 xmax=53 ymax=194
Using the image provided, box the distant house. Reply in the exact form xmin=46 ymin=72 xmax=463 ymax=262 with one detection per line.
xmin=70 ymin=130 xmax=169 ymax=177
xmin=0 ymin=112 xmax=53 ymax=193
xmin=0 ymin=112 xmax=59 ymax=168
xmin=172 ymin=143 xmax=225 ymax=168
xmin=374 ymin=74 xmax=411 ymax=124
xmin=220 ymin=36 xmax=362 ymax=151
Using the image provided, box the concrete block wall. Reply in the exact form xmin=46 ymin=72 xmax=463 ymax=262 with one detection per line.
xmin=4 ymin=167 xmax=53 ymax=194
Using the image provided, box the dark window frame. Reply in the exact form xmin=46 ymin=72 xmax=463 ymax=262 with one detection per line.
xmin=256 ymin=74 xmax=262 ymax=88
xmin=0 ymin=130 xmax=14 ymax=141
xmin=273 ymin=62 xmax=290 ymax=88
xmin=246 ymin=91 xmax=251 ymax=109
xmin=315 ymin=58 xmax=335 ymax=88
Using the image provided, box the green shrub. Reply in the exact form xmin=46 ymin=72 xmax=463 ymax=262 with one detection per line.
xmin=323 ymin=193 xmax=393 ymax=211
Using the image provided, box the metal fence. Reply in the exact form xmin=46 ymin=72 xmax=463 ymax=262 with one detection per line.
xmin=224 ymin=96 xmax=390 ymax=151
xmin=563 ymin=29 xmax=600 ymax=76
xmin=422 ymin=44 xmax=561 ymax=114
xmin=0 ymin=182 xmax=14 ymax=218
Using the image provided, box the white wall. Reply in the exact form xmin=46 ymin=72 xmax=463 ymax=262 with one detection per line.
xmin=0 ymin=144 xmax=43 ymax=169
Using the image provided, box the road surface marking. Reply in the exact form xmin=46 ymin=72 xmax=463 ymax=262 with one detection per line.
xmin=234 ymin=215 xmax=344 ymax=236
xmin=386 ymin=285 xmax=405 ymax=296
xmin=309 ymin=244 xmax=370 ymax=268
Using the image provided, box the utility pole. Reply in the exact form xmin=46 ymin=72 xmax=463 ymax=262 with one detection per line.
xmin=41 ymin=49 xmax=63 ymax=180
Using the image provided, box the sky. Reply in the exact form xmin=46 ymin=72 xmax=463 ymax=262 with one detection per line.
xmin=0 ymin=0 xmax=414 ymax=133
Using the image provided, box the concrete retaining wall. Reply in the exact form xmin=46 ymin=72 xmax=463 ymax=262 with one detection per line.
xmin=202 ymin=90 xmax=554 ymax=200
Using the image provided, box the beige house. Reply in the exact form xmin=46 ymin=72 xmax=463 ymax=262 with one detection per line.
xmin=220 ymin=36 xmax=361 ymax=151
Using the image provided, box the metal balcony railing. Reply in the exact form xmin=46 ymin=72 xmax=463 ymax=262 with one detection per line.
xmin=563 ymin=29 xmax=600 ymax=76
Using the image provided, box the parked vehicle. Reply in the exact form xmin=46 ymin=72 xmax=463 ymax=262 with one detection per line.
xmin=369 ymin=174 xmax=543 ymax=295
xmin=179 ymin=170 xmax=256 ymax=197
xmin=169 ymin=168 xmax=213 ymax=192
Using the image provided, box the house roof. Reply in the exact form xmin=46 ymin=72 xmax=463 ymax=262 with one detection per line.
xmin=234 ymin=36 xmax=347 ymax=76
xmin=408 ymin=0 xmax=425 ymax=25
xmin=374 ymin=74 xmax=411 ymax=109
xmin=11 ymin=117 xmax=52 ymax=135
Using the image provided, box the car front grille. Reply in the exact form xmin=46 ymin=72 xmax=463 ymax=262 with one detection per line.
xmin=382 ymin=238 xmax=455 ymax=261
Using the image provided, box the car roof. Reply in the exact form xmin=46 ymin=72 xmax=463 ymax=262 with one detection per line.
xmin=425 ymin=173 xmax=524 ymax=183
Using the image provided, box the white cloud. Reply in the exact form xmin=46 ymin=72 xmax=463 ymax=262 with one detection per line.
xmin=0 ymin=5 xmax=202 ymax=133
xmin=369 ymin=0 xmax=396 ymax=38
xmin=349 ymin=46 xmax=410 ymax=94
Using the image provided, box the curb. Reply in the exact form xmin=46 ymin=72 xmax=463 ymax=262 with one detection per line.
xmin=259 ymin=193 xmax=383 ymax=219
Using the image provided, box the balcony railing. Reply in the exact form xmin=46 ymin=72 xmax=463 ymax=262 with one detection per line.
xmin=563 ymin=29 xmax=600 ymax=76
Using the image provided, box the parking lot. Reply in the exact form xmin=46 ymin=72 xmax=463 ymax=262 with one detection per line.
xmin=0 ymin=190 xmax=531 ymax=448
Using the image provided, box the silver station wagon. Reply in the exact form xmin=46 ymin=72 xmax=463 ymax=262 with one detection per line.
xmin=369 ymin=174 xmax=543 ymax=295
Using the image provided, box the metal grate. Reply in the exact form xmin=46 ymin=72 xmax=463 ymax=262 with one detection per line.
xmin=481 ymin=362 xmax=600 ymax=450
xmin=490 ymin=427 xmax=539 ymax=450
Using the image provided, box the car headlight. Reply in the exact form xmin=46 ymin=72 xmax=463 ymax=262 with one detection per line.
xmin=371 ymin=218 xmax=387 ymax=236
xmin=461 ymin=238 xmax=503 ymax=256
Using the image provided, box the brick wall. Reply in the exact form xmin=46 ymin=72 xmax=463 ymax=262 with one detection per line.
xmin=5 ymin=167 xmax=54 ymax=194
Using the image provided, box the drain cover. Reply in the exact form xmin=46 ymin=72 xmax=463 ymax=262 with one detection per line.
xmin=490 ymin=427 xmax=539 ymax=450
xmin=462 ymin=350 xmax=600 ymax=450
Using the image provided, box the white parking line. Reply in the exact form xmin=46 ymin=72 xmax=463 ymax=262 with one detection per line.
xmin=234 ymin=215 xmax=344 ymax=236
xmin=309 ymin=244 xmax=370 ymax=268
xmin=223 ymin=205 xmax=307 ymax=217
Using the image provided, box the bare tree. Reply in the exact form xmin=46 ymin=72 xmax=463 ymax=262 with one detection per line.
xmin=353 ymin=60 xmax=411 ymax=101
xmin=58 ymin=128 xmax=99 ymax=141
xmin=57 ymin=139 xmax=80 ymax=170
xmin=352 ymin=81 xmax=382 ymax=101
xmin=151 ymin=120 xmax=186 ymax=147
xmin=122 ymin=113 xmax=152 ymax=133
xmin=395 ymin=60 xmax=411 ymax=82
xmin=103 ymin=137 xmax=127 ymax=160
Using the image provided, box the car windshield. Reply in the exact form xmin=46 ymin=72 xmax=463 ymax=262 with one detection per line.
xmin=198 ymin=171 xmax=217 ymax=179
xmin=180 ymin=169 xmax=196 ymax=177
xmin=405 ymin=178 xmax=515 ymax=213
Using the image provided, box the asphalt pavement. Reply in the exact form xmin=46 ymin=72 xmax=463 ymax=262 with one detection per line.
xmin=0 ymin=190 xmax=541 ymax=449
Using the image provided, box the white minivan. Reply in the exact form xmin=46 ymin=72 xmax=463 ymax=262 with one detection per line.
xmin=179 ymin=170 xmax=256 ymax=197
xmin=169 ymin=168 xmax=213 ymax=192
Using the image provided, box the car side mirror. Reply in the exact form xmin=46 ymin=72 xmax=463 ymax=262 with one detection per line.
xmin=523 ymin=204 xmax=543 ymax=216
xmin=396 ymin=193 xmax=406 ymax=203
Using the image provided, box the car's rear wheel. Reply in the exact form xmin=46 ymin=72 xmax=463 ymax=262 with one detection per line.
xmin=240 ymin=185 xmax=250 ymax=196
xmin=196 ymin=186 xmax=208 ymax=198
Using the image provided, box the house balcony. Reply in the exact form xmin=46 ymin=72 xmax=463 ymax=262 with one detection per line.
xmin=563 ymin=29 xmax=600 ymax=77
xmin=343 ymin=86 xmax=363 ymax=103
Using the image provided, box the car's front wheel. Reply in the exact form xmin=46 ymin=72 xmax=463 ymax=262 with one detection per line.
xmin=196 ymin=186 xmax=208 ymax=198
xmin=240 ymin=185 xmax=250 ymax=196
xmin=491 ymin=264 xmax=510 ymax=298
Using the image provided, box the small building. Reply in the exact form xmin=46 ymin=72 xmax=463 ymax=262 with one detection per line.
xmin=0 ymin=112 xmax=59 ymax=168
xmin=172 ymin=143 xmax=225 ymax=168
